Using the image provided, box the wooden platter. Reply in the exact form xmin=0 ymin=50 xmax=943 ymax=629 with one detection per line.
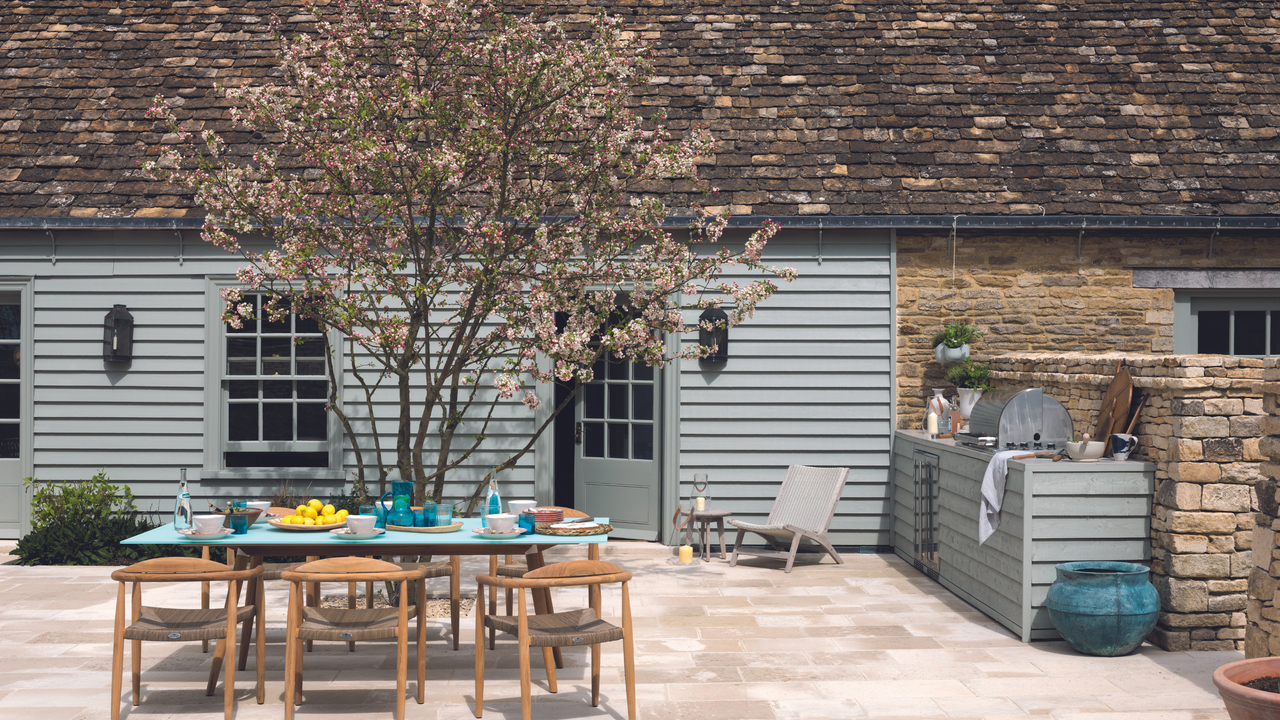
xmin=267 ymin=518 xmax=347 ymax=531
xmin=385 ymin=522 xmax=464 ymax=533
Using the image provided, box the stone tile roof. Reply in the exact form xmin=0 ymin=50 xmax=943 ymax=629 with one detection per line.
xmin=2 ymin=0 xmax=1278 ymax=218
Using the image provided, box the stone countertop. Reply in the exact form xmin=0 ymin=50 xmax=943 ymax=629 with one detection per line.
xmin=895 ymin=429 xmax=1157 ymax=471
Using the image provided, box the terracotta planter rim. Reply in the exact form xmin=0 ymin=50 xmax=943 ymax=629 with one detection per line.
xmin=1213 ymin=657 xmax=1280 ymax=709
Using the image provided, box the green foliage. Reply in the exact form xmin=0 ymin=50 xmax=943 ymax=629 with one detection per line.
xmin=25 ymin=470 xmax=135 ymax=531
xmin=931 ymin=322 xmax=983 ymax=349
xmin=944 ymin=359 xmax=994 ymax=392
xmin=14 ymin=514 xmax=199 ymax=566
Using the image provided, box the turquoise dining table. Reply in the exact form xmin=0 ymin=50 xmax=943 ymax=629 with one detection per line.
xmin=123 ymin=516 xmax=609 ymax=674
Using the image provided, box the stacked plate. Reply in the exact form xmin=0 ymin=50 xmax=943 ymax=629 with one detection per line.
xmin=525 ymin=507 xmax=564 ymax=524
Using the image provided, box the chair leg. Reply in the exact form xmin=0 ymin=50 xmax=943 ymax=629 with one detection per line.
xmin=416 ymin=578 xmax=426 ymax=704
xmin=206 ymin=637 xmax=226 ymax=696
xmin=451 ymin=555 xmax=461 ymax=651
xmin=255 ymin=571 xmax=266 ymax=704
xmin=784 ymin=532 xmax=804 ymax=574
xmin=487 ymin=555 xmax=497 ymax=650
xmin=284 ymin=582 xmax=298 ymax=720
xmin=526 ymin=549 xmax=564 ymax=668
xmin=517 ymin=590 xmax=532 ymax=720
xmin=591 ymin=643 xmax=601 ymax=707
xmin=542 ymin=646 xmax=558 ymax=693
xmin=293 ymin=584 xmax=304 ymax=706
xmin=812 ymin=532 xmax=845 ymax=565
xmin=224 ymin=579 xmax=238 ymax=720
xmin=306 ymin=555 xmax=319 ymax=652
xmin=474 ymin=582 xmax=485 ymax=718
xmin=506 ymin=587 xmax=513 ymax=616
xmin=622 ymin=581 xmax=637 ymax=720
xmin=111 ymin=583 xmax=125 ymax=720
xmin=201 ymin=545 xmax=211 ymax=653
xmin=729 ymin=529 xmax=746 ymax=566
xmin=131 ymin=581 xmax=141 ymax=705
xmin=347 ymin=581 xmax=358 ymax=652
xmin=396 ymin=580 xmax=408 ymax=720
xmin=237 ymin=570 xmax=255 ymax=671
xmin=717 ymin=519 xmax=728 ymax=559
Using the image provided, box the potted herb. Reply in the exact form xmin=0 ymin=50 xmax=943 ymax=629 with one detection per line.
xmin=944 ymin=358 xmax=992 ymax=419
xmin=931 ymin=322 xmax=982 ymax=363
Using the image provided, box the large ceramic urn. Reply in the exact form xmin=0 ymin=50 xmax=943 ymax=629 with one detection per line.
xmin=1044 ymin=561 xmax=1159 ymax=656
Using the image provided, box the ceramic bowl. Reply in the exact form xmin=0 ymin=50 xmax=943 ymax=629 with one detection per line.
xmin=193 ymin=515 xmax=225 ymax=534
xmin=346 ymin=515 xmax=377 ymax=534
xmin=1066 ymin=440 xmax=1106 ymax=461
xmin=486 ymin=513 xmax=517 ymax=533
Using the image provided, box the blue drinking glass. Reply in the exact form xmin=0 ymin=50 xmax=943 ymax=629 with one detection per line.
xmin=229 ymin=512 xmax=249 ymax=535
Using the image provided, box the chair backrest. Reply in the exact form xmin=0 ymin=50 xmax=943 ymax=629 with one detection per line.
xmin=482 ymin=559 xmax=631 ymax=589
xmin=282 ymin=556 xmax=428 ymax=583
xmin=766 ymin=465 xmax=849 ymax=533
xmin=110 ymin=557 xmax=262 ymax=584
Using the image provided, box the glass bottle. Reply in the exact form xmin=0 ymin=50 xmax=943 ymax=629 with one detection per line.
xmin=174 ymin=468 xmax=192 ymax=530
xmin=483 ymin=467 xmax=502 ymax=528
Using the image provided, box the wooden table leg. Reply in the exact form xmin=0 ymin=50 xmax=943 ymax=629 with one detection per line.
xmin=237 ymin=553 xmax=262 ymax=671
xmin=717 ymin=519 xmax=727 ymax=559
xmin=207 ymin=551 xmax=250 ymax=695
xmin=201 ymin=546 xmax=211 ymax=653
xmin=305 ymin=555 xmax=319 ymax=653
xmin=525 ymin=548 xmax=563 ymax=669
xmin=487 ymin=555 xmax=497 ymax=650
xmin=450 ymin=555 xmax=461 ymax=651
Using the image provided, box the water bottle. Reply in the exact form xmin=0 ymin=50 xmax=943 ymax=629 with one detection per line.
xmin=174 ymin=468 xmax=192 ymax=530
xmin=483 ymin=467 xmax=502 ymax=528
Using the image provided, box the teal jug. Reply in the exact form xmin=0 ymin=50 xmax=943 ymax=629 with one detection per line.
xmin=386 ymin=480 xmax=415 ymax=528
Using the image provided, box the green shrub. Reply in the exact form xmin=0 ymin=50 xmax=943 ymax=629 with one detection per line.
xmin=14 ymin=514 xmax=199 ymax=566
xmin=25 ymin=470 xmax=135 ymax=531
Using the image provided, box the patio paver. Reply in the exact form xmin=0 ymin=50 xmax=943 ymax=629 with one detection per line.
xmin=0 ymin=546 xmax=1236 ymax=719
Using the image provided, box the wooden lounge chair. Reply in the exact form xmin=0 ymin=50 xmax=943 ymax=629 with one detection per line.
xmin=282 ymin=557 xmax=430 ymax=720
xmin=474 ymin=559 xmax=636 ymax=720
xmin=109 ymin=557 xmax=264 ymax=720
xmin=727 ymin=464 xmax=849 ymax=573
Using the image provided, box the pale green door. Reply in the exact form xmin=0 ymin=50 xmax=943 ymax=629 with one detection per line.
xmin=575 ymin=357 xmax=660 ymax=540
xmin=0 ymin=293 xmax=23 ymax=539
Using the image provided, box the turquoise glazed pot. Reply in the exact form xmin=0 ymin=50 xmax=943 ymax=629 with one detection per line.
xmin=1045 ymin=561 xmax=1159 ymax=656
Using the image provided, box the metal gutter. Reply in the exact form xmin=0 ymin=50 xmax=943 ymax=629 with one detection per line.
xmin=1 ymin=215 xmax=1278 ymax=231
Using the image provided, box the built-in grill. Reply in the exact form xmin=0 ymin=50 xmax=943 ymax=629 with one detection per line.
xmin=953 ymin=387 xmax=1074 ymax=453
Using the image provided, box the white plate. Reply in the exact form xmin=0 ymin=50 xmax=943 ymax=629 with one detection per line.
xmin=330 ymin=528 xmax=385 ymax=540
xmin=177 ymin=528 xmax=233 ymax=541
xmin=551 ymin=521 xmax=598 ymax=530
xmin=473 ymin=528 xmax=528 ymax=539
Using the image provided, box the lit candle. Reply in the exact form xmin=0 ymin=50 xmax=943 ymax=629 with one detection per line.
xmin=695 ymin=496 xmax=706 ymax=512
xmin=679 ymin=545 xmax=693 ymax=564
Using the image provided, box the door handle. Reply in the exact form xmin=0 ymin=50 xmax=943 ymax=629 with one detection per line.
xmin=575 ymin=422 xmax=583 ymax=445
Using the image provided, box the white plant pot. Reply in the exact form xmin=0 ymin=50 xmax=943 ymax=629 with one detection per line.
xmin=956 ymin=387 xmax=983 ymax=420
xmin=934 ymin=343 xmax=945 ymax=362
xmin=941 ymin=344 xmax=969 ymax=363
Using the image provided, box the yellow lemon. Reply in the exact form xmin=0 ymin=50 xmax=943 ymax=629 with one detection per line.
xmin=336 ymin=509 xmax=349 ymax=519
xmin=303 ymin=507 xmax=318 ymax=519
xmin=322 ymin=504 xmax=336 ymax=516
xmin=307 ymin=498 xmax=323 ymax=510
xmin=302 ymin=517 xmax=314 ymax=526
xmin=296 ymin=505 xmax=308 ymax=516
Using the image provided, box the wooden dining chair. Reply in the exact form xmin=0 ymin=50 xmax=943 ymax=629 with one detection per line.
xmin=282 ymin=557 xmax=430 ymax=720
xmin=493 ymin=505 xmax=589 ymax=656
xmin=109 ymin=557 xmax=264 ymax=720
xmin=474 ymin=559 xmax=636 ymax=720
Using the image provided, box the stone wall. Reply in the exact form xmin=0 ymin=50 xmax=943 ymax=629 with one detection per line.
xmin=989 ymin=353 xmax=1264 ymax=651
xmin=1246 ymin=360 xmax=1280 ymax=658
xmin=897 ymin=231 xmax=1280 ymax=431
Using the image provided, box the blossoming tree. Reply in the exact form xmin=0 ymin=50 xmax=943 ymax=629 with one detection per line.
xmin=145 ymin=0 xmax=792 ymax=505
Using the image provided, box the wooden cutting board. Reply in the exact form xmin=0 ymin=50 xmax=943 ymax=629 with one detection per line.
xmin=1093 ymin=361 xmax=1132 ymax=454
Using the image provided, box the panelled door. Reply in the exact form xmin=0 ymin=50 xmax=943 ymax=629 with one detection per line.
xmin=574 ymin=356 xmax=660 ymax=540
xmin=0 ymin=291 xmax=25 ymax=539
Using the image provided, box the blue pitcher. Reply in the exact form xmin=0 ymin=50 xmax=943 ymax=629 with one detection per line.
xmin=385 ymin=480 xmax=415 ymax=528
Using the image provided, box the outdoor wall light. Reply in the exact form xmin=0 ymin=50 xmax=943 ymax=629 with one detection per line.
xmin=103 ymin=304 xmax=134 ymax=362
xmin=698 ymin=307 xmax=729 ymax=363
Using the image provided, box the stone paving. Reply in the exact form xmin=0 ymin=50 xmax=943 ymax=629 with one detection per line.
xmin=0 ymin=543 xmax=1238 ymax=720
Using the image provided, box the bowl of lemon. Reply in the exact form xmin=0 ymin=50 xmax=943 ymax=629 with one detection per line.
xmin=268 ymin=499 xmax=348 ymax=531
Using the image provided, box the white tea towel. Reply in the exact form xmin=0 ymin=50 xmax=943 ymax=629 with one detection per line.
xmin=979 ymin=449 xmax=1023 ymax=545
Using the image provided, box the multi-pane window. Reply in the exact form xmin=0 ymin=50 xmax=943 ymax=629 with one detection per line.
xmin=580 ymin=358 xmax=654 ymax=461
xmin=1190 ymin=298 xmax=1280 ymax=357
xmin=0 ymin=298 xmax=18 ymax=459
xmin=223 ymin=294 xmax=329 ymax=468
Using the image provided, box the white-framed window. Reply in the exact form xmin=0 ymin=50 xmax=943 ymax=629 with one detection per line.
xmin=202 ymin=279 xmax=344 ymax=479
xmin=1174 ymin=293 xmax=1280 ymax=356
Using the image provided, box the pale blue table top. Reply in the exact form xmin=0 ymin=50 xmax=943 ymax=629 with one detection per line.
xmin=123 ymin=516 xmax=609 ymax=548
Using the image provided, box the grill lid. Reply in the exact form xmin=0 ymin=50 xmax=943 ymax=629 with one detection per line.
xmin=955 ymin=387 xmax=1073 ymax=451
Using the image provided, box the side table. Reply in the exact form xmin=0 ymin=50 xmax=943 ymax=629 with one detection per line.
xmin=684 ymin=509 xmax=733 ymax=562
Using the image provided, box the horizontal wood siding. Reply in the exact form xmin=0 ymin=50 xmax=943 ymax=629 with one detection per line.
xmin=1 ymin=229 xmax=538 ymax=519
xmin=680 ymin=231 xmax=893 ymax=546
xmin=1027 ymin=469 xmax=1154 ymax=637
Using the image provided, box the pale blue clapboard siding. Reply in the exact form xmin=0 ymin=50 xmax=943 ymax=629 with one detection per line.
xmin=892 ymin=431 xmax=1154 ymax=642
xmin=0 ymin=229 xmax=539 ymax=519
xmin=680 ymin=231 xmax=894 ymax=547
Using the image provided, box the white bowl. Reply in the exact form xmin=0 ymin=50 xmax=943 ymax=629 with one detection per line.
xmin=1066 ymin=440 xmax=1105 ymax=461
xmin=193 ymin=515 xmax=225 ymax=534
xmin=246 ymin=501 xmax=272 ymax=514
xmin=486 ymin=513 xmax=517 ymax=533
xmin=508 ymin=500 xmax=538 ymax=516
xmin=346 ymin=515 xmax=377 ymax=534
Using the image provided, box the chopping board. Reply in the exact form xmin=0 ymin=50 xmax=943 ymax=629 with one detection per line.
xmin=1093 ymin=361 xmax=1132 ymax=454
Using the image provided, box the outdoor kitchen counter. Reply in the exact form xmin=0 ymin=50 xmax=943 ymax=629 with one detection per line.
xmin=891 ymin=429 xmax=1156 ymax=642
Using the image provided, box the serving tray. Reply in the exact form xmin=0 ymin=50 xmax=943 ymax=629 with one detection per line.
xmin=534 ymin=522 xmax=612 ymax=537
xmin=267 ymin=518 xmax=347 ymax=531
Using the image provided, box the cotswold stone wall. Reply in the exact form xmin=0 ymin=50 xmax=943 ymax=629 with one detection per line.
xmin=896 ymin=232 xmax=1280 ymax=431
xmin=1245 ymin=360 xmax=1280 ymax=658
xmin=990 ymin=353 xmax=1264 ymax=651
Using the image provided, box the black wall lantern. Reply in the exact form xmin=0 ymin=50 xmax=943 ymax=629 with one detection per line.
xmin=103 ymin=304 xmax=134 ymax=361
xmin=698 ymin=307 xmax=729 ymax=363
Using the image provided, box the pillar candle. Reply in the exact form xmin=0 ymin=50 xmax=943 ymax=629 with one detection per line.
xmin=695 ymin=496 xmax=706 ymax=511
xmin=679 ymin=545 xmax=693 ymax=563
